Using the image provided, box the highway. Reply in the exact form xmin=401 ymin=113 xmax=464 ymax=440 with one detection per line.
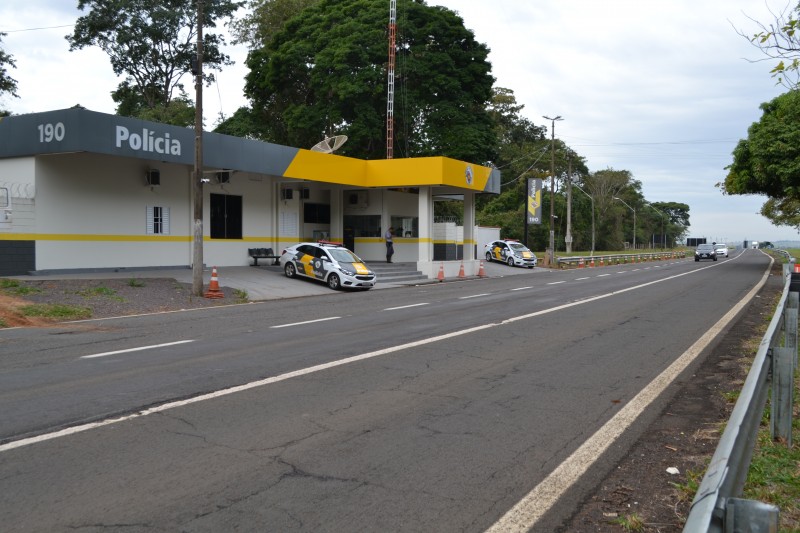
xmin=0 ymin=248 xmax=773 ymax=532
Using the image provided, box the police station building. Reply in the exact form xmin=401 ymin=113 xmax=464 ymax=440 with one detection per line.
xmin=0 ymin=107 xmax=500 ymax=277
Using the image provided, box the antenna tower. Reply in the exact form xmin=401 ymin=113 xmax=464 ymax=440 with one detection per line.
xmin=386 ymin=0 xmax=396 ymax=159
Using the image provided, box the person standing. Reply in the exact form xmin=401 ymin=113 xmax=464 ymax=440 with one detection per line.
xmin=385 ymin=227 xmax=394 ymax=263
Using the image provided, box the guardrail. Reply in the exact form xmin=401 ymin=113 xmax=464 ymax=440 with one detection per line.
xmin=682 ymin=261 xmax=798 ymax=532
xmin=556 ymin=251 xmax=687 ymax=269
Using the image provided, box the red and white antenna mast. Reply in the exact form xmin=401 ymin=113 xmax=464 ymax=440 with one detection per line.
xmin=386 ymin=0 xmax=396 ymax=159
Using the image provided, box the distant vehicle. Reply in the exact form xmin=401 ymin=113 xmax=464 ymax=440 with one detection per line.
xmin=280 ymin=241 xmax=376 ymax=290
xmin=695 ymin=243 xmax=717 ymax=262
xmin=484 ymin=239 xmax=537 ymax=268
xmin=714 ymin=244 xmax=729 ymax=258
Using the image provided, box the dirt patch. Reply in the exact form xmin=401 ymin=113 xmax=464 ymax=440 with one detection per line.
xmin=0 ymin=277 xmax=242 ymax=327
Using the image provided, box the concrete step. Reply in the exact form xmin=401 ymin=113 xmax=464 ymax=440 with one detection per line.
xmin=367 ymin=262 xmax=428 ymax=283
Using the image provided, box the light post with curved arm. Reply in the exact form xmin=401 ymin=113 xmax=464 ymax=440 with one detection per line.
xmin=613 ymin=196 xmax=636 ymax=251
xmin=572 ymin=183 xmax=595 ymax=256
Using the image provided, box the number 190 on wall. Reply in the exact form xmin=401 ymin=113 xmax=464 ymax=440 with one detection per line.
xmin=38 ymin=122 xmax=65 ymax=143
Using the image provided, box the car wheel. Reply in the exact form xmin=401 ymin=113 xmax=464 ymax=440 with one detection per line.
xmin=486 ymin=252 xmax=493 ymax=262
xmin=284 ymin=262 xmax=297 ymax=278
xmin=528 ymin=266 xmax=534 ymax=269
xmin=327 ymin=273 xmax=341 ymax=290
xmin=507 ymin=257 xmax=515 ymax=267
xmin=695 ymin=258 xmax=699 ymax=262
xmin=713 ymin=257 xmax=717 ymax=261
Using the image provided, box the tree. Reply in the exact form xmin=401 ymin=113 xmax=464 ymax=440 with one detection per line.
xmin=723 ymin=90 xmax=800 ymax=229
xmin=229 ymin=0 xmax=319 ymax=48
xmin=738 ymin=1 xmax=800 ymax=89
xmin=67 ymin=0 xmax=242 ymax=124
xmin=0 ymin=32 xmax=19 ymax=112
xmin=239 ymin=0 xmax=497 ymax=162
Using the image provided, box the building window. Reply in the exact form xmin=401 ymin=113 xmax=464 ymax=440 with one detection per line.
xmin=210 ymin=193 xmax=243 ymax=239
xmin=146 ymin=206 xmax=170 ymax=235
xmin=391 ymin=216 xmax=418 ymax=237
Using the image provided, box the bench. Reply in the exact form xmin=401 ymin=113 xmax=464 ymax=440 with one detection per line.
xmin=248 ymin=247 xmax=281 ymax=266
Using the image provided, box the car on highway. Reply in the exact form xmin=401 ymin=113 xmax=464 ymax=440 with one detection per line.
xmin=484 ymin=239 xmax=537 ymax=268
xmin=714 ymin=243 xmax=729 ymax=257
xmin=694 ymin=243 xmax=717 ymax=262
xmin=280 ymin=241 xmax=377 ymax=290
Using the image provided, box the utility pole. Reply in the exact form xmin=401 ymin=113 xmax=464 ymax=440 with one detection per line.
xmin=542 ymin=115 xmax=562 ymax=266
xmin=565 ymin=154 xmax=572 ymax=253
xmin=192 ymin=0 xmax=204 ymax=296
xmin=386 ymin=0 xmax=396 ymax=159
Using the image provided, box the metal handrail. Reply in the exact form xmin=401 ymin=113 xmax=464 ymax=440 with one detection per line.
xmin=683 ymin=262 xmax=797 ymax=532
xmin=556 ymin=251 xmax=686 ymax=269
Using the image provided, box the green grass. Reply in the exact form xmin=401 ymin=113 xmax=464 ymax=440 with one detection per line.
xmin=609 ymin=512 xmax=645 ymax=531
xmin=127 ymin=278 xmax=146 ymax=287
xmin=233 ymin=288 xmax=248 ymax=302
xmin=0 ymin=278 xmax=42 ymax=296
xmin=73 ymin=286 xmax=125 ymax=302
xmin=19 ymin=304 xmax=92 ymax=320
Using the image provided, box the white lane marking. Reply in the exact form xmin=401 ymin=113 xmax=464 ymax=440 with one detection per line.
xmin=270 ymin=317 xmax=341 ymax=329
xmin=80 ymin=340 xmax=195 ymax=360
xmin=616 ymin=271 xmax=626 ymax=274
xmin=484 ymin=259 xmax=773 ymax=533
xmin=574 ymin=277 xmax=590 ymax=281
xmin=460 ymin=293 xmax=491 ymax=299
xmin=596 ymin=274 xmax=610 ymax=277
xmin=0 ymin=258 xmax=752 ymax=454
xmin=384 ymin=303 xmax=429 ymax=311
xmin=547 ymin=281 xmax=566 ymax=285
xmin=511 ymin=287 xmax=533 ymax=291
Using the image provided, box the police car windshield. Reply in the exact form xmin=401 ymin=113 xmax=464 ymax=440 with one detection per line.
xmin=508 ymin=242 xmax=529 ymax=251
xmin=329 ymin=248 xmax=361 ymax=263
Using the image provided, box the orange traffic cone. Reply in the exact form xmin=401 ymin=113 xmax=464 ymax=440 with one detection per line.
xmin=458 ymin=261 xmax=466 ymax=278
xmin=794 ymin=263 xmax=800 ymax=273
xmin=204 ymin=266 xmax=224 ymax=299
xmin=590 ymin=257 xmax=595 ymax=268
xmin=579 ymin=257 xmax=585 ymax=269
xmin=437 ymin=263 xmax=445 ymax=282
xmin=478 ymin=260 xmax=487 ymax=278
xmin=600 ymin=257 xmax=605 ymax=267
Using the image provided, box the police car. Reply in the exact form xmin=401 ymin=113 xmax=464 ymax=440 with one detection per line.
xmin=484 ymin=239 xmax=537 ymax=268
xmin=279 ymin=241 xmax=377 ymax=290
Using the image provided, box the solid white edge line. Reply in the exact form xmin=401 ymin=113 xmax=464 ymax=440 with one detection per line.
xmin=80 ymin=340 xmax=195 ymax=359
xmin=511 ymin=287 xmax=533 ymax=291
xmin=0 ymin=258 xmax=744 ymax=454
xmin=484 ymin=257 xmax=773 ymax=532
xmin=547 ymin=281 xmax=566 ymax=285
xmin=270 ymin=316 xmax=341 ymax=328
xmin=460 ymin=294 xmax=491 ymax=299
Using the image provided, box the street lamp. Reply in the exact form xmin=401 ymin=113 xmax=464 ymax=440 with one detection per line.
xmin=543 ymin=115 xmax=563 ymax=265
xmin=573 ymin=183 xmax=595 ymax=256
xmin=646 ymin=203 xmax=666 ymax=250
xmin=613 ymin=196 xmax=636 ymax=251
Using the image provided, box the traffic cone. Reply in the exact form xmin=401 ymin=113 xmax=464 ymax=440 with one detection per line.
xmin=794 ymin=263 xmax=800 ymax=273
xmin=458 ymin=261 xmax=466 ymax=278
xmin=590 ymin=257 xmax=595 ymax=268
xmin=579 ymin=257 xmax=585 ymax=268
xmin=203 ymin=266 xmax=225 ymax=299
xmin=478 ymin=260 xmax=487 ymax=278
xmin=600 ymin=257 xmax=605 ymax=267
xmin=437 ymin=263 xmax=445 ymax=282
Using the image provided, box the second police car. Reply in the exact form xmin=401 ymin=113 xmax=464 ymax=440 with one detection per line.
xmin=280 ymin=241 xmax=377 ymax=290
xmin=483 ymin=239 xmax=537 ymax=268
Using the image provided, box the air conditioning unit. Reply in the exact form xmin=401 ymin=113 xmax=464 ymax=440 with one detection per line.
xmin=347 ymin=191 xmax=368 ymax=207
xmin=146 ymin=169 xmax=160 ymax=187
xmin=216 ymin=171 xmax=230 ymax=184
xmin=281 ymin=188 xmax=294 ymax=200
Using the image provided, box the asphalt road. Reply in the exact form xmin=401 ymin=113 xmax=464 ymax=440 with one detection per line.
xmin=0 ymin=248 xmax=772 ymax=532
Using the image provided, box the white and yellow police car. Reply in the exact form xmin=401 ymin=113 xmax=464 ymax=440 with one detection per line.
xmin=280 ymin=242 xmax=377 ymax=290
xmin=484 ymin=239 xmax=537 ymax=268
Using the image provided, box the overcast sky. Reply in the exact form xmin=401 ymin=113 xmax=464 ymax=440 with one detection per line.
xmin=0 ymin=0 xmax=796 ymax=244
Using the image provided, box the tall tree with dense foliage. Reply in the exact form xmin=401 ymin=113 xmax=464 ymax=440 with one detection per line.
xmin=723 ymin=90 xmax=800 ymax=230
xmin=230 ymin=0 xmax=319 ymax=48
xmin=67 ymin=0 xmax=242 ymax=125
xmin=0 ymin=32 xmax=19 ymax=114
xmin=238 ymin=0 xmax=496 ymax=161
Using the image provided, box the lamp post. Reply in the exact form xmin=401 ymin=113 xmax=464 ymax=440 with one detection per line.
xmin=543 ymin=115 xmax=563 ymax=265
xmin=646 ymin=203 xmax=666 ymax=250
xmin=613 ymin=196 xmax=635 ymax=251
xmin=573 ymin=183 xmax=595 ymax=256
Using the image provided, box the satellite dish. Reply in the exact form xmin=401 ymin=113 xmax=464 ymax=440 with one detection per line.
xmin=310 ymin=135 xmax=348 ymax=154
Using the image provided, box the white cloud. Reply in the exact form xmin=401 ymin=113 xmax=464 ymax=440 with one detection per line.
xmin=1 ymin=0 xmax=797 ymax=243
